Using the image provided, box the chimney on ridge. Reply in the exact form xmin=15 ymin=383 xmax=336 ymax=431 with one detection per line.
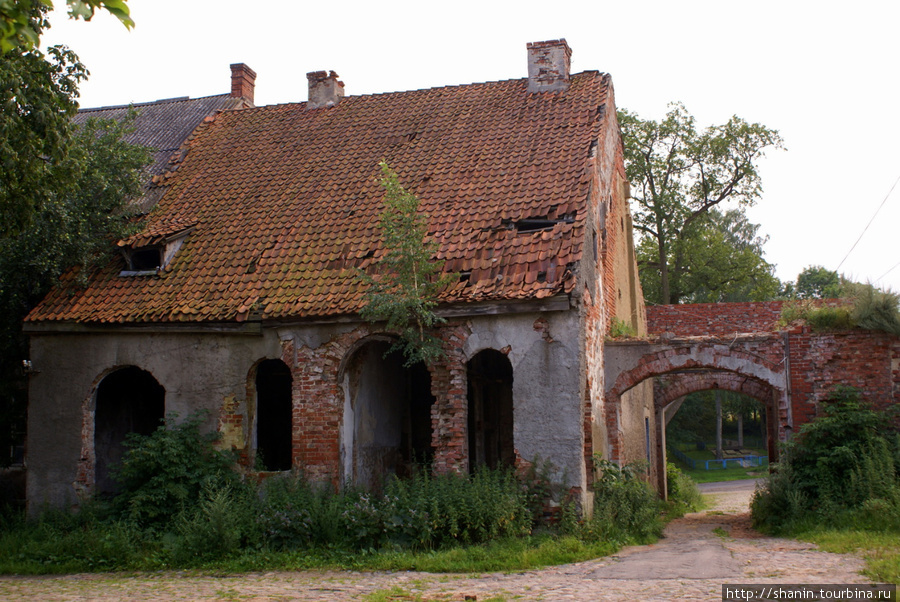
xmin=230 ymin=63 xmax=257 ymax=106
xmin=527 ymin=39 xmax=572 ymax=93
xmin=307 ymin=70 xmax=344 ymax=109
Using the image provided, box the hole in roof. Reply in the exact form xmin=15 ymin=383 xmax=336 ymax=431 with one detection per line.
xmin=537 ymin=271 xmax=547 ymax=283
xmin=459 ymin=271 xmax=471 ymax=285
xmin=362 ymin=250 xmax=375 ymax=259
xmin=514 ymin=213 xmax=575 ymax=233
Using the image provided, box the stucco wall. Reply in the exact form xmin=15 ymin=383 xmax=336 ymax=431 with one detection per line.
xmin=27 ymin=307 xmax=591 ymax=511
xmin=463 ymin=311 xmax=586 ymax=493
xmin=26 ymin=329 xmax=285 ymax=512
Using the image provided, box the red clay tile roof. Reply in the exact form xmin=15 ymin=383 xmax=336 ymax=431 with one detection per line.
xmin=28 ymin=72 xmax=611 ymax=325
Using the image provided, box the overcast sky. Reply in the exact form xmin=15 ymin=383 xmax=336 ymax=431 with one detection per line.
xmin=43 ymin=0 xmax=900 ymax=293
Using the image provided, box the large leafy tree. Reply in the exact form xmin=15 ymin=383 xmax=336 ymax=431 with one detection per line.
xmin=1 ymin=0 xmax=132 ymax=52
xmin=794 ymin=265 xmax=842 ymax=299
xmin=0 ymin=40 xmax=150 ymax=466
xmin=620 ymin=103 xmax=783 ymax=305
xmin=637 ymin=208 xmax=780 ymax=304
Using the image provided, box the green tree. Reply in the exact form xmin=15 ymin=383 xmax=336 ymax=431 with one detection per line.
xmin=360 ymin=161 xmax=453 ymax=366
xmin=1 ymin=0 xmax=132 ymax=52
xmin=637 ymin=208 xmax=780 ymax=304
xmin=0 ymin=42 xmax=150 ymax=466
xmin=619 ymin=103 xmax=783 ymax=304
xmin=794 ymin=265 xmax=842 ymax=299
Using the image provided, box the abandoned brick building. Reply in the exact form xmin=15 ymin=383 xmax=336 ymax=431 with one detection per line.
xmin=24 ymin=40 xmax=655 ymax=512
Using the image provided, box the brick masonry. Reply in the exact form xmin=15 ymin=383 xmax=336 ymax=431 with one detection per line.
xmin=642 ymin=302 xmax=900 ymax=435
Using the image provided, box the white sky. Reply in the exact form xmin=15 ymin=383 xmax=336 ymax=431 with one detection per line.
xmin=43 ymin=0 xmax=900 ymax=292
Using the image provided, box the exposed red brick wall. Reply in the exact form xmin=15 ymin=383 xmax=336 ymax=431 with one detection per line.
xmin=646 ymin=301 xmax=785 ymax=336
xmin=636 ymin=301 xmax=900 ymax=441
xmin=788 ymin=329 xmax=896 ymax=425
xmin=430 ymin=321 xmax=470 ymax=475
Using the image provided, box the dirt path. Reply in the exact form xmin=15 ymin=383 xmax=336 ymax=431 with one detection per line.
xmin=0 ymin=480 xmax=870 ymax=601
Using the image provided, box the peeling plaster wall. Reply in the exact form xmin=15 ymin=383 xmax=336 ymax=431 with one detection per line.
xmin=463 ymin=311 xmax=585 ymax=494
xmin=26 ymin=330 xmax=283 ymax=512
xmin=28 ymin=308 xmax=594 ymax=512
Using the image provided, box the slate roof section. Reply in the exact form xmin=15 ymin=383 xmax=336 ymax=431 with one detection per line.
xmin=73 ymin=94 xmax=247 ymax=211
xmin=28 ymin=71 xmax=611 ymax=325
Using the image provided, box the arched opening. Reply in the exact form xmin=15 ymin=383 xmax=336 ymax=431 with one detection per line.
xmin=467 ymin=349 xmax=514 ymax=471
xmin=94 ymin=366 xmax=165 ymax=496
xmin=255 ymin=359 xmax=293 ymax=471
xmin=665 ymin=389 xmax=769 ymax=475
xmin=344 ymin=340 xmax=435 ymax=489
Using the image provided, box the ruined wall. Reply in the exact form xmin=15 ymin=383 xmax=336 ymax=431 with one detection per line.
xmin=645 ymin=301 xmax=900 ymax=431
xmin=26 ymin=329 xmax=285 ymax=511
xmin=586 ymin=81 xmax=655 ymax=488
xmin=28 ymin=305 xmax=591 ymax=511
xmin=647 ymin=301 xmax=784 ymax=336
xmin=463 ymin=311 xmax=586 ymax=493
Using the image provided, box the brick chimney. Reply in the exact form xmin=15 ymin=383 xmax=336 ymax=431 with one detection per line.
xmin=307 ymin=70 xmax=344 ymax=109
xmin=527 ymin=39 xmax=572 ymax=93
xmin=230 ymin=63 xmax=257 ymax=106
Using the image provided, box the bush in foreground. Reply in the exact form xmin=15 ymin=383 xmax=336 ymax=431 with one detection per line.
xmin=751 ymin=386 xmax=900 ymax=533
xmin=0 ymin=416 xmax=672 ymax=572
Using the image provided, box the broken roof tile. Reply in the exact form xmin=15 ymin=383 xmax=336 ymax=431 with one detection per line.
xmin=28 ymin=71 xmax=610 ymax=325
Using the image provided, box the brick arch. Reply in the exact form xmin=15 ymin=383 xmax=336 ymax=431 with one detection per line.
xmin=604 ymin=341 xmax=788 ymax=474
xmin=608 ymin=342 xmax=784 ymax=401
xmin=653 ymin=371 xmax=777 ymax=412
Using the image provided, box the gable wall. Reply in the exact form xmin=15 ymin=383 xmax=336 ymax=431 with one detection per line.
xmin=578 ymin=82 xmax=656 ymax=495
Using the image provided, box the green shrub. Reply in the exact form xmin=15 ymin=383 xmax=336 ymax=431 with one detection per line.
xmin=665 ymin=462 xmax=703 ymax=515
xmin=751 ymin=386 xmax=900 ymax=532
xmin=779 ymin=283 xmax=900 ymax=336
xmin=805 ymin=305 xmax=854 ymax=331
xmin=847 ymin=282 xmax=900 ymax=336
xmin=112 ymin=411 xmax=242 ymax=529
xmin=584 ymin=456 xmax=663 ymax=543
xmin=608 ymin=317 xmax=637 ymax=339
xmin=166 ymin=483 xmax=257 ymax=565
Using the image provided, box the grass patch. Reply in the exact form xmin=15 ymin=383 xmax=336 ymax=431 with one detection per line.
xmin=799 ymin=530 xmax=900 ymax=584
xmin=683 ymin=465 xmax=767 ymax=483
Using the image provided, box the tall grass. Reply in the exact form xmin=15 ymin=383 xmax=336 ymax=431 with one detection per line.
xmin=0 ymin=415 xmax=673 ymax=574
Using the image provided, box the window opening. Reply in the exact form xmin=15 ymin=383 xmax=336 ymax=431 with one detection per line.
xmin=255 ymin=359 xmax=293 ymax=471
xmin=467 ymin=349 xmax=514 ymax=471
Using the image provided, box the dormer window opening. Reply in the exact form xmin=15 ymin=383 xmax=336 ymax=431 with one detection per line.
xmin=129 ymin=247 xmax=162 ymax=271
xmin=118 ymin=222 xmax=196 ymax=277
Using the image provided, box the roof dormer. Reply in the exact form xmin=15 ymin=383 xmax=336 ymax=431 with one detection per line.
xmin=118 ymin=221 xmax=196 ymax=276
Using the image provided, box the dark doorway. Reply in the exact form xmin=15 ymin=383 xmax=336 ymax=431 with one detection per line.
xmin=467 ymin=349 xmax=514 ymax=471
xmin=94 ymin=367 xmax=165 ymax=496
xmin=346 ymin=341 xmax=435 ymax=489
xmin=256 ymin=359 xmax=293 ymax=471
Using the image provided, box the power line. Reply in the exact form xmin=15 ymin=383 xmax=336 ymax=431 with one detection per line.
xmin=836 ymin=173 xmax=900 ymax=272
xmin=876 ymin=259 xmax=900 ymax=284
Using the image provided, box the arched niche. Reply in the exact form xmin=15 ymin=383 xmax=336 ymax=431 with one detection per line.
xmin=342 ymin=339 xmax=434 ymax=489
xmin=467 ymin=349 xmax=514 ymax=471
xmin=255 ymin=359 xmax=293 ymax=471
xmin=94 ymin=366 xmax=165 ymax=496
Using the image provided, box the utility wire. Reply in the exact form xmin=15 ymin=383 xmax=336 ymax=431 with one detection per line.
xmin=876 ymin=259 xmax=900 ymax=284
xmin=836 ymin=173 xmax=900 ymax=272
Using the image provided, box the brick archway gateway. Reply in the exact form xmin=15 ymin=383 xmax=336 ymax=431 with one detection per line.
xmin=604 ymin=336 xmax=789 ymax=495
